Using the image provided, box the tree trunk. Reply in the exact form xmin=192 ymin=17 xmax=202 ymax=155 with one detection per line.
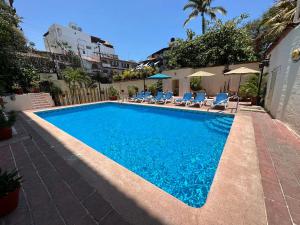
xmin=201 ymin=13 xmax=206 ymax=34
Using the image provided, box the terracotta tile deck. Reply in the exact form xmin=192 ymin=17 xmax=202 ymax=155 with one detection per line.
xmin=252 ymin=113 xmax=300 ymax=225
xmin=1 ymin=101 xmax=299 ymax=225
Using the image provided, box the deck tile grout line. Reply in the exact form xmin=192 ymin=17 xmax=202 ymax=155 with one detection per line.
xmin=25 ymin=120 xmax=101 ymax=225
xmin=8 ymin=144 xmax=35 ymax=225
xmin=254 ymin=113 xmax=294 ymax=225
xmin=19 ymin=139 xmax=68 ymax=225
xmin=250 ymin=114 xmax=269 ymax=225
xmin=20 ymin=114 xmax=131 ymax=225
xmin=272 ymin=119 xmax=300 ymax=225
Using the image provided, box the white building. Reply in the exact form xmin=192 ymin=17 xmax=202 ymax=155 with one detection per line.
xmin=43 ymin=23 xmax=137 ymax=77
xmin=43 ymin=23 xmax=115 ymax=62
xmin=265 ymin=23 xmax=300 ymax=135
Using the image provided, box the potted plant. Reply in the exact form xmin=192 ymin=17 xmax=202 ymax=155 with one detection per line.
xmin=108 ymin=86 xmax=119 ymax=100
xmin=0 ymin=169 xmax=22 ymax=217
xmin=30 ymin=81 xmax=40 ymax=93
xmin=12 ymin=84 xmax=23 ymax=95
xmin=0 ymin=110 xmax=16 ymax=140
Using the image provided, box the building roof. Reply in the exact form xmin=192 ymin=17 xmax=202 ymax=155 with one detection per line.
xmin=266 ymin=23 xmax=299 ymax=55
xmin=147 ymin=47 xmax=169 ymax=59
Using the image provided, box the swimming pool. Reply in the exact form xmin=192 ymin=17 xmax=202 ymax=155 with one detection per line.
xmin=36 ymin=103 xmax=234 ymax=207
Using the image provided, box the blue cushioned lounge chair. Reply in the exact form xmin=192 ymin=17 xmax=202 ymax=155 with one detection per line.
xmin=190 ymin=92 xmax=206 ymax=107
xmin=175 ymin=92 xmax=193 ymax=106
xmin=158 ymin=91 xmax=173 ymax=104
xmin=129 ymin=91 xmax=144 ymax=102
xmin=137 ymin=91 xmax=151 ymax=103
xmin=150 ymin=91 xmax=164 ymax=103
xmin=211 ymin=93 xmax=229 ymax=108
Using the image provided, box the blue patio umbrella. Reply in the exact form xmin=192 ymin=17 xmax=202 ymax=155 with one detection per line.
xmin=147 ymin=73 xmax=172 ymax=92
xmin=147 ymin=73 xmax=172 ymax=79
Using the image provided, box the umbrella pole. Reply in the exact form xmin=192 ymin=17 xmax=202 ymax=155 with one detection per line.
xmin=237 ymin=75 xmax=242 ymax=94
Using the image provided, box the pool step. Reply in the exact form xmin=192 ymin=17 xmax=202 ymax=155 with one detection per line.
xmin=204 ymin=118 xmax=233 ymax=135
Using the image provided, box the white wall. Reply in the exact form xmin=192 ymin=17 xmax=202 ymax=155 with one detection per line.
xmin=110 ymin=62 xmax=259 ymax=97
xmin=265 ymin=24 xmax=300 ymax=135
xmin=112 ymin=80 xmax=157 ymax=95
xmin=163 ymin=62 xmax=260 ymax=96
xmin=2 ymin=93 xmax=54 ymax=111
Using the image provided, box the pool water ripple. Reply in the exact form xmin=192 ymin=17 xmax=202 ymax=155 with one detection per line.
xmin=36 ymin=103 xmax=234 ymax=207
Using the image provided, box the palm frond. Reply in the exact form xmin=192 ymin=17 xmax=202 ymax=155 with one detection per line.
xmin=262 ymin=0 xmax=296 ymax=37
xmin=184 ymin=10 xmax=199 ymax=26
xmin=183 ymin=2 xmax=197 ymax=10
xmin=210 ymin=6 xmax=227 ymax=15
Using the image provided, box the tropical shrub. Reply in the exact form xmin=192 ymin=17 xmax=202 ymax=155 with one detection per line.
xmin=108 ymin=86 xmax=119 ymax=98
xmin=62 ymin=68 xmax=90 ymax=103
xmin=239 ymin=74 xmax=268 ymax=105
xmin=127 ymin=85 xmax=138 ymax=97
xmin=0 ymin=1 xmax=27 ymax=93
xmin=239 ymin=76 xmax=259 ymax=98
xmin=148 ymin=83 xmax=158 ymax=96
xmin=190 ymin=77 xmax=202 ymax=91
xmin=164 ymin=15 xmax=257 ymax=69
xmin=113 ymin=67 xmax=157 ymax=82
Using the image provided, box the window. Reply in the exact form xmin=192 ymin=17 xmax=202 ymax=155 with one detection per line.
xmin=111 ymin=61 xmax=119 ymax=67
xmin=86 ymin=46 xmax=92 ymax=50
xmin=82 ymin=50 xmax=85 ymax=54
xmin=122 ymin=63 xmax=129 ymax=68
xmin=92 ymin=63 xmax=98 ymax=69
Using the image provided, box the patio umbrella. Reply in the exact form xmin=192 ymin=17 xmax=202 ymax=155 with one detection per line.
xmin=147 ymin=73 xmax=172 ymax=92
xmin=148 ymin=73 xmax=173 ymax=79
xmin=224 ymin=67 xmax=260 ymax=93
xmin=187 ymin=71 xmax=215 ymax=78
xmin=186 ymin=71 xmax=216 ymax=93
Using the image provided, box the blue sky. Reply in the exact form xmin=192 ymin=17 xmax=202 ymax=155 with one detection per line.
xmin=15 ymin=0 xmax=274 ymax=61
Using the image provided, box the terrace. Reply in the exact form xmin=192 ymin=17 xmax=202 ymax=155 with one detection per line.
xmin=1 ymin=101 xmax=300 ymax=225
xmin=1 ymin=1 xmax=300 ymax=224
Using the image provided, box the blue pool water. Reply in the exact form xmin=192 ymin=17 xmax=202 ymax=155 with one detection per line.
xmin=36 ymin=103 xmax=234 ymax=207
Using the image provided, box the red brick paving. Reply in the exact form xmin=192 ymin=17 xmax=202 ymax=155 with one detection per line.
xmin=252 ymin=112 xmax=300 ymax=225
xmin=0 ymin=118 xmax=130 ymax=225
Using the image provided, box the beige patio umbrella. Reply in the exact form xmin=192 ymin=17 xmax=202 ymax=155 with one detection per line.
xmin=224 ymin=67 xmax=260 ymax=93
xmin=185 ymin=71 xmax=216 ymax=92
xmin=187 ymin=70 xmax=216 ymax=78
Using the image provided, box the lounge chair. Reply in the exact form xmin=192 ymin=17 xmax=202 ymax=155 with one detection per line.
xmin=190 ymin=92 xmax=206 ymax=107
xmin=157 ymin=91 xmax=173 ymax=104
xmin=175 ymin=92 xmax=193 ymax=106
xmin=211 ymin=93 xmax=229 ymax=109
xmin=137 ymin=91 xmax=151 ymax=103
xmin=129 ymin=91 xmax=143 ymax=102
xmin=149 ymin=91 xmax=164 ymax=103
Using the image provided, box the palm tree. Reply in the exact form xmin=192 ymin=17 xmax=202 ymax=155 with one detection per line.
xmin=263 ymin=0 xmax=297 ymax=37
xmin=183 ymin=0 xmax=227 ymax=34
xmin=91 ymin=71 xmax=104 ymax=100
xmin=63 ymin=67 xmax=89 ymax=103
